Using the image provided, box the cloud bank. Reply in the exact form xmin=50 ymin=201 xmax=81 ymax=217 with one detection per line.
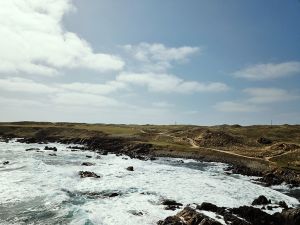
xmin=234 ymin=61 xmax=300 ymax=80
xmin=0 ymin=0 xmax=124 ymax=76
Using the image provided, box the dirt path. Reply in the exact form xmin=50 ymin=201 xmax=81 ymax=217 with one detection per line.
xmin=141 ymin=129 xmax=265 ymax=161
xmin=187 ymin=138 xmax=262 ymax=161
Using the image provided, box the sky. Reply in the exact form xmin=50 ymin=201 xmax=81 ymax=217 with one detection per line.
xmin=0 ymin=0 xmax=300 ymax=125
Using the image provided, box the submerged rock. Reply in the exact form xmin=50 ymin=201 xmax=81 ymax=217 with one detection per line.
xmin=44 ymin=146 xmax=57 ymax=151
xmin=49 ymin=153 xmax=57 ymax=156
xmin=128 ymin=210 xmax=144 ymax=216
xmin=25 ymin=148 xmax=40 ymax=151
xmin=81 ymin=162 xmax=95 ymax=166
xmin=78 ymin=171 xmax=100 ymax=178
xmin=162 ymin=199 xmax=183 ymax=211
xmin=3 ymin=161 xmax=9 ymax=165
xmin=126 ymin=166 xmax=134 ymax=171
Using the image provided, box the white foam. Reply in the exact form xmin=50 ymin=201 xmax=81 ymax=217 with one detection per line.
xmin=0 ymin=140 xmax=299 ymax=225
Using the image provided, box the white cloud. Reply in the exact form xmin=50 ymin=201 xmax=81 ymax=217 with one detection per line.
xmin=233 ymin=61 xmax=300 ymax=80
xmin=152 ymin=101 xmax=174 ymax=108
xmin=117 ymin=72 xmax=229 ymax=93
xmin=60 ymin=81 xmax=127 ymax=95
xmin=0 ymin=0 xmax=124 ymax=76
xmin=52 ymin=92 xmax=121 ymax=107
xmin=215 ymin=87 xmax=299 ymax=113
xmin=244 ymin=88 xmax=299 ymax=104
xmin=0 ymin=77 xmax=57 ymax=93
xmin=123 ymin=43 xmax=199 ymax=71
xmin=214 ymin=101 xmax=264 ymax=113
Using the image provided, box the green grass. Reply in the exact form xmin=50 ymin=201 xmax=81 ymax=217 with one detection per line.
xmin=0 ymin=122 xmax=299 ymax=173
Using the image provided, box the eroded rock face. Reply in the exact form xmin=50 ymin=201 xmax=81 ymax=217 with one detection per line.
xmin=280 ymin=208 xmax=300 ymax=225
xmin=78 ymin=171 xmax=100 ymax=178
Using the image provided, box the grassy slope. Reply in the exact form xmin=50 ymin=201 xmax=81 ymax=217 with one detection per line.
xmin=0 ymin=122 xmax=299 ymax=172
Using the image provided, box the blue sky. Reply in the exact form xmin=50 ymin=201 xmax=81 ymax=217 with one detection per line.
xmin=0 ymin=0 xmax=300 ymax=124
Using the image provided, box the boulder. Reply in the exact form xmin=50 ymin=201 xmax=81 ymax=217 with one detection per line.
xmin=3 ymin=161 xmax=9 ymax=165
xmin=278 ymin=201 xmax=289 ymax=209
xmin=197 ymin=202 xmax=219 ymax=212
xmin=252 ymin=195 xmax=271 ymax=205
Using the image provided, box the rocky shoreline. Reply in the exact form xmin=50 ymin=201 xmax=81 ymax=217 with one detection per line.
xmin=1 ymin=135 xmax=300 ymax=224
xmin=157 ymin=199 xmax=300 ymax=225
xmin=3 ymin=134 xmax=299 ymax=188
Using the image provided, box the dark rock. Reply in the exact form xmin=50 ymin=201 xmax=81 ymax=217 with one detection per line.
xmin=162 ymin=199 xmax=183 ymax=211
xmin=176 ymin=207 xmax=222 ymax=225
xmin=162 ymin=199 xmax=183 ymax=206
xmin=44 ymin=146 xmax=57 ymax=151
xmin=67 ymin=146 xmax=85 ymax=150
xmin=257 ymin=137 xmax=272 ymax=145
xmin=157 ymin=216 xmax=184 ymax=225
xmin=49 ymin=153 xmax=57 ymax=156
xmin=197 ymin=202 xmax=219 ymax=212
xmin=252 ymin=195 xmax=271 ymax=205
xmin=226 ymin=165 xmax=262 ymax=177
xmin=278 ymin=201 xmax=289 ymax=209
xmin=78 ymin=171 xmax=100 ymax=178
xmin=86 ymin=155 xmax=92 ymax=158
xmin=25 ymin=148 xmax=40 ymax=151
xmin=258 ymin=173 xmax=284 ymax=186
xmin=128 ymin=210 xmax=143 ymax=216
xmin=230 ymin=206 xmax=282 ymax=225
xmin=81 ymin=162 xmax=95 ymax=166
xmin=165 ymin=205 xmax=182 ymax=211
xmin=3 ymin=161 xmax=9 ymax=165
xmin=107 ymin=192 xmax=119 ymax=197
xmin=126 ymin=166 xmax=134 ymax=171
xmin=280 ymin=208 xmax=300 ymax=225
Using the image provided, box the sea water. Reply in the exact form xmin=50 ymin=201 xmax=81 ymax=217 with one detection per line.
xmin=0 ymin=140 xmax=299 ymax=225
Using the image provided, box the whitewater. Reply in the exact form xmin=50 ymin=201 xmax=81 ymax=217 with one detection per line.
xmin=0 ymin=140 xmax=299 ymax=225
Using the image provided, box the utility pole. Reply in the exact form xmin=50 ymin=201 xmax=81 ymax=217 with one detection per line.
xmin=271 ymin=120 xmax=272 ymax=128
